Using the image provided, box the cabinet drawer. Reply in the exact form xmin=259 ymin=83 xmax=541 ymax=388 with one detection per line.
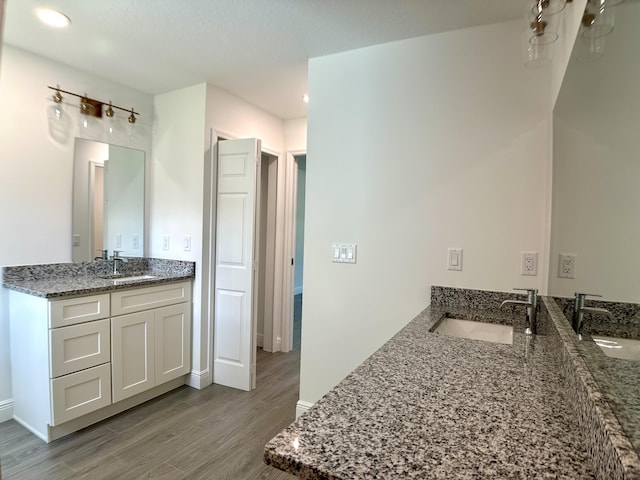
xmin=50 ymin=319 xmax=111 ymax=378
xmin=49 ymin=294 xmax=110 ymax=328
xmin=50 ymin=363 xmax=111 ymax=425
xmin=111 ymin=281 xmax=191 ymax=316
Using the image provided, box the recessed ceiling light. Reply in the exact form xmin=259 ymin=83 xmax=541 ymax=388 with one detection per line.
xmin=302 ymin=94 xmax=309 ymax=104
xmin=36 ymin=9 xmax=71 ymax=28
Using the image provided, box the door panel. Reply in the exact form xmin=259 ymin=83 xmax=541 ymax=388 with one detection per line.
xmin=213 ymin=138 xmax=260 ymax=391
xmin=155 ymin=303 xmax=191 ymax=384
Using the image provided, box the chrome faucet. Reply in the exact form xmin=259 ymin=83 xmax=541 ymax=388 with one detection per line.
xmin=500 ymin=288 xmax=538 ymax=335
xmin=111 ymin=250 xmax=128 ymax=275
xmin=572 ymin=292 xmax=614 ymax=339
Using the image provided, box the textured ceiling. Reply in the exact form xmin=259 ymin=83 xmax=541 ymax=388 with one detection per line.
xmin=3 ymin=0 xmax=524 ymax=119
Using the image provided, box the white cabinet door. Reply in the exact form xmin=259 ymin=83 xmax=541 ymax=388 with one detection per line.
xmin=155 ymin=303 xmax=191 ymax=385
xmin=111 ymin=310 xmax=155 ymax=403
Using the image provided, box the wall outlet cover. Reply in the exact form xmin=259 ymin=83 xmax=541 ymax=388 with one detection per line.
xmin=558 ymin=253 xmax=576 ymax=279
xmin=162 ymin=235 xmax=170 ymax=251
xmin=521 ymin=251 xmax=538 ymax=276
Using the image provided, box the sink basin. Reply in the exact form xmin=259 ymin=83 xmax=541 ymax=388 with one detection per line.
xmin=107 ymin=274 xmax=157 ymax=284
xmin=593 ymin=336 xmax=640 ymax=361
xmin=433 ymin=317 xmax=513 ymax=345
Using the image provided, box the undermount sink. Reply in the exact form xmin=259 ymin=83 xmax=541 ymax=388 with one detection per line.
xmin=433 ymin=317 xmax=513 ymax=345
xmin=593 ymin=336 xmax=640 ymax=361
xmin=103 ymin=274 xmax=157 ymax=284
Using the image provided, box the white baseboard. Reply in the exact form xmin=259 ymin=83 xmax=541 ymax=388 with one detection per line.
xmin=0 ymin=398 xmax=13 ymax=423
xmin=294 ymin=286 xmax=303 ymax=296
xmin=257 ymin=333 xmax=264 ymax=348
xmin=295 ymin=400 xmax=314 ymax=419
xmin=187 ymin=369 xmax=211 ymax=390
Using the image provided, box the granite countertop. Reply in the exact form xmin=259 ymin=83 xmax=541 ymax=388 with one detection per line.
xmin=2 ymin=258 xmax=195 ymax=298
xmin=264 ymin=304 xmax=595 ymax=479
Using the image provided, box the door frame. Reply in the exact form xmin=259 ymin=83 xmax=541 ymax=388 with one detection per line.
xmin=205 ymin=129 xmax=287 ymax=388
xmin=279 ymin=149 xmax=307 ymax=353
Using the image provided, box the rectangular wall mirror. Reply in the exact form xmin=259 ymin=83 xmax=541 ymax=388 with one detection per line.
xmin=550 ymin=1 xmax=640 ymax=303
xmin=72 ymin=138 xmax=145 ymax=262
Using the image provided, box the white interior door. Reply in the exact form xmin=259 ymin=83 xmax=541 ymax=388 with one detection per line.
xmin=213 ymin=138 xmax=261 ymax=391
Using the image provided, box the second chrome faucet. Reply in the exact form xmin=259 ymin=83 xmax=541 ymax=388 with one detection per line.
xmin=501 ymin=288 xmax=539 ymax=335
xmin=572 ymin=292 xmax=614 ymax=339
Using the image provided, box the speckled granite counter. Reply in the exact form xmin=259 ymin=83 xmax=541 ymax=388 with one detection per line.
xmin=264 ymin=289 xmax=597 ymax=479
xmin=546 ymin=298 xmax=640 ymax=479
xmin=2 ymin=258 xmax=195 ymax=298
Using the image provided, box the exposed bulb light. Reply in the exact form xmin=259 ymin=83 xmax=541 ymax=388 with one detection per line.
xmin=105 ymin=102 xmax=115 ymax=118
xmin=302 ymin=93 xmax=309 ymax=104
xmin=128 ymin=109 xmax=136 ymax=124
xmin=36 ymin=9 xmax=71 ymax=28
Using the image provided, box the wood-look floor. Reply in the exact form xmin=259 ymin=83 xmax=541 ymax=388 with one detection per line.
xmin=0 ymin=295 xmax=304 ymax=480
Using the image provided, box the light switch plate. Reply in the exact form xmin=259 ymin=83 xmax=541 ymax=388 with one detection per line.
xmin=332 ymin=243 xmax=357 ymax=264
xmin=447 ymin=248 xmax=463 ymax=271
xmin=183 ymin=235 xmax=192 ymax=252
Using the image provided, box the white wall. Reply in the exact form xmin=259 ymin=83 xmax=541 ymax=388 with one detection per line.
xmin=0 ymin=45 xmax=153 ymax=421
xmin=149 ymin=82 xmax=286 ymax=387
xmin=550 ymin=0 xmax=587 ymax=107
xmin=299 ymin=20 xmax=557 ymax=407
xmin=284 ymin=117 xmax=308 ymax=154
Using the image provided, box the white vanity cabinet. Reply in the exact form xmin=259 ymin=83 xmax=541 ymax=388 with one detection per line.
xmin=8 ymin=280 xmax=192 ymax=442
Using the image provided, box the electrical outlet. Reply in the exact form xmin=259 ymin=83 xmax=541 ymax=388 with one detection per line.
xmin=132 ymin=234 xmax=139 ymax=249
xmin=183 ymin=235 xmax=191 ymax=252
xmin=521 ymin=252 xmax=538 ymax=276
xmin=558 ymin=253 xmax=576 ymax=279
xmin=162 ymin=235 xmax=170 ymax=251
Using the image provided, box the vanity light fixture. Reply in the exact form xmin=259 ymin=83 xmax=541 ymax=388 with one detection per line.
xmin=574 ymin=0 xmax=623 ymax=62
xmin=46 ymin=85 xmax=140 ymax=122
xmin=51 ymin=85 xmax=64 ymax=119
xmin=581 ymin=0 xmax=618 ymax=39
xmin=36 ymin=8 xmax=71 ymax=28
xmin=105 ymin=101 xmax=115 ymax=118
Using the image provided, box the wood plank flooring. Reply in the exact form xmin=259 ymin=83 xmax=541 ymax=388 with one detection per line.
xmin=0 ymin=295 xmax=303 ymax=480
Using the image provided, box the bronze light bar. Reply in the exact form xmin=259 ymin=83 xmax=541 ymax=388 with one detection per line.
xmin=47 ymin=84 xmax=140 ymax=123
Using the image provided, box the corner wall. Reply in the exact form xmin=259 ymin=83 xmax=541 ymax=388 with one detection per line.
xmin=299 ymin=20 xmax=556 ymax=407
